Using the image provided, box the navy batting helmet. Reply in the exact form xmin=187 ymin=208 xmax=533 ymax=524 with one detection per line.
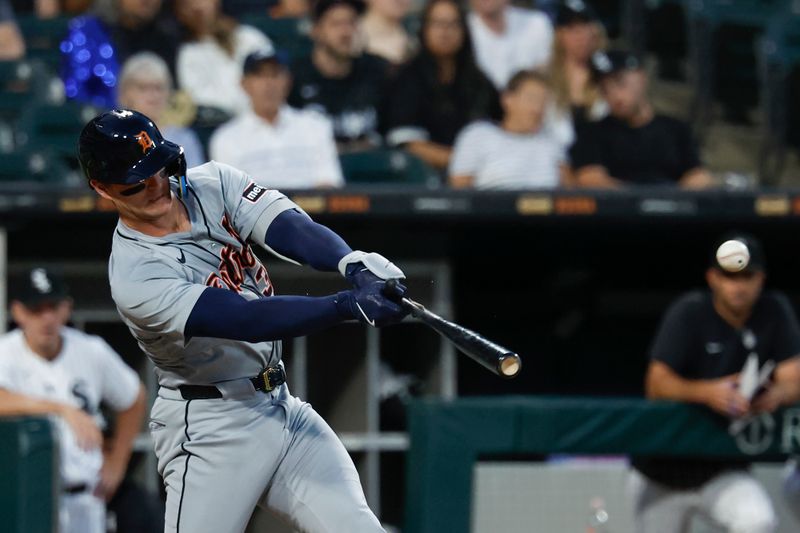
xmin=78 ymin=109 xmax=186 ymax=188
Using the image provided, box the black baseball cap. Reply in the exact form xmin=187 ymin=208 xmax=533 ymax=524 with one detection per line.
xmin=590 ymin=49 xmax=643 ymax=80
xmin=556 ymin=0 xmax=598 ymax=27
xmin=14 ymin=267 xmax=70 ymax=307
xmin=710 ymin=233 xmax=767 ymax=273
xmin=243 ymin=49 xmax=290 ymax=75
xmin=312 ymin=0 xmax=365 ymax=22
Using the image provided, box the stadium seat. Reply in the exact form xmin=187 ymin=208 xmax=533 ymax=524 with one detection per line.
xmin=756 ymin=12 xmax=800 ymax=183
xmin=339 ymin=149 xmax=440 ymax=186
xmin=241 ymin=15 xmax=313 ymax=61
xmin=0 ymin=147 xmax=75 ymax=184
xmin=16 ymin=15 xmax=70 ymax=73
xmin=0 ymin=60 xmax=56 ymax=123
xmin=684 ymin=0 xmax=791 ymax=137
xmin=15 ymin=103 xmax=99 ymax=166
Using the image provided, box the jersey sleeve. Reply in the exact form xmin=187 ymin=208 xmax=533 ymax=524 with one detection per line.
xmin=214 ymin=161 xmax=301 ymax=243
xmin=768 ymin=293 xmax=800 ymax=362
xmin=568 ymin=122 xmax=605 ymax=171
xmin=674 ymin=120 xmax=703 ymax=177
xmin=111 ymin=256 xmax=207 ymax=339
xmin=449 ymin=123 xmax=485 ymax=178
xmin=385 ymin=66 xmax=428 ymax=146
xmin=93 ymin=337 xmax=141 ymax=411
xmin=0 ymin=352 xmax=19 ymax=391
xmin=649 ymin=297 xmax=695 ymax=374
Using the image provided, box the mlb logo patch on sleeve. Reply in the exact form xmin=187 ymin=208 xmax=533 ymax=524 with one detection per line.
xmin=243 ymin=182 xmax=267 ymax=203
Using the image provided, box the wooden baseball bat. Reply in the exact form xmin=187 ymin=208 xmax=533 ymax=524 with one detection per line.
xmin=384 ymin=279 xmax=521 ymax=378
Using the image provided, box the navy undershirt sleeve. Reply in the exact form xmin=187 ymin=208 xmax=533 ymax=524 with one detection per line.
xmin=264 ymin=209 xmax=352 ymax=271
xmin=185 ymin=287 xmax=354 ymax=342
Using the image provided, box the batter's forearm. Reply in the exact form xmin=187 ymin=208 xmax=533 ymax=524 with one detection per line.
xmin=106 ymin=386 xmax=146 ymax=466
xmin=263 ymin=209 xmax=352 ymax=271
xmin=185 ymin=287 xmax=356 ymax=342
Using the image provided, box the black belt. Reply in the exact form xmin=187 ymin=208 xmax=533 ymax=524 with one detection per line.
xmin=178 ymin=366 xmax=286 ymax=400
xmin=63 ymin=483 xmax=89 ymax=494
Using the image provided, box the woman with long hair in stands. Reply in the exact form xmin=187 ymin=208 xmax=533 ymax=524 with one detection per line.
xmin=546 ymin=0 xmax=607 ymax=148
xmin=385 ymin=0 xmax=499 ymax=172
xmin=175 ymin=0 xmax=273 ymax=117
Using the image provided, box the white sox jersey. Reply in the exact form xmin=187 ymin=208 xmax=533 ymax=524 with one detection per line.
xmin=0 ymin=327 xmax=140 ymax=487
xmin=109 ymin=161 xmax=299 ymax=388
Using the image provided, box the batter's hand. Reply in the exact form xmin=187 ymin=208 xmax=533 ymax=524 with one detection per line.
xmin=61 ymin=406 xmax=102 ymax=450
xmin=703 ymin=376 xmax=749 ymax=418
xmin=337 ymin=279 xmax=408 ymax=327
xmin=340 ymin=251 xmax=405 ymax=287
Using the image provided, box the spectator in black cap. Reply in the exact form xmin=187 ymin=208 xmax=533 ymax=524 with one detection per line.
xmin=545 ymin=0 xmax=607 ymax=150
xmin=631 ymin=233 xmax=800 ymax=533
xmin=288 ymin=0 xmax=391 ymax=151
xmin=569 ymin=49 xmax=715 ymax=189
xmin=210 ymin=49 xmax=343 ymax=188
xmin=0 ymin=267 xmax=147 ymax=533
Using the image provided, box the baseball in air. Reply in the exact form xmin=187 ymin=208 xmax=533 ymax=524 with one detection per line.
xmin=716 ymin=240 xmax=750 ymax=272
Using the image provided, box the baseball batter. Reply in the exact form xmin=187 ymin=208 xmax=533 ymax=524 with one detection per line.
xmin=78 ymin=109 xmax=408 ymax=533
xmin=0 ymin=267 xmax=145 ymax=533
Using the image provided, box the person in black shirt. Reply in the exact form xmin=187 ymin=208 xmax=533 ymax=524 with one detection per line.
xmin=569 ymin=49 xmax=714 ymax=189
xmin=384 ymin=0 xmax=499 ymax=172
xmin=288 ymin=0 xmax=390 ymax=151
xmin=632 ymin=233 xmax=800 ymax=533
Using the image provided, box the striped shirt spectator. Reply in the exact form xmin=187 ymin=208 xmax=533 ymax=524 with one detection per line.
xmin=449 ymin=70 xmax=565 ymax=189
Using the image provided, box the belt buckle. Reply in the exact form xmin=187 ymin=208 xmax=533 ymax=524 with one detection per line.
xmin=261 ymin=367 xmax=280 ymax=392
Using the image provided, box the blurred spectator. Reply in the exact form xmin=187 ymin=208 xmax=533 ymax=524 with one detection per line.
xmin=569 ymin=50 xmax=714 ymax=189
xmin=175 ymin=0 xmax=273 ymax=117
xmin=0 ymin=0 xmax=25 ymax=60
xmin=385 ymin=0 xmax=498 ymax=172
xmin=289 ymin=0 xmax=391 ymax=150
xmin=546 ymin=0 xmax=607 ymax=148
xmin=449 ymin=70 xmax=565 ymax=189
xmin=10 ymin=0 xmax=59 ymax=18
xmin=631 ymin=233 xmax=800 ymax=533
xmin=61 ymin=0 xmax=181 ymax=108
xmin=467 ymin=0 xmax=552 ymax=90
xmin=358 ymin=0 xmax=415 ymax=65
xmin=118 ymin=52 xmax=205 ymax=167
xmin=209 ymin=50 xmax=343 ymax=188
xmin=269 ymin=0 xmax=310 ymax=18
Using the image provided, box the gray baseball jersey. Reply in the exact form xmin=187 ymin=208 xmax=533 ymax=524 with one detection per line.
xmin=109 ymin=161 xmax=384 ymax=533
xmin=110 ymin=161 xmax=297 ymax=388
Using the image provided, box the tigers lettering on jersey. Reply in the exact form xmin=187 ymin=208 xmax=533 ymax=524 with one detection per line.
xmin=205 ymin=214 xmax=273 ymax=296
xmin=243 ymin=182 xmax=267 ymax=203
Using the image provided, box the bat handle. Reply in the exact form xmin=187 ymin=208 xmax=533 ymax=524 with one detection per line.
xmin=382 ymin=279 xmax=425 ymax=317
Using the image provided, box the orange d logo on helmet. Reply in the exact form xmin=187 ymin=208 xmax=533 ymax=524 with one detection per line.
xmin=136 ymin=131 xmax=155 ymax=154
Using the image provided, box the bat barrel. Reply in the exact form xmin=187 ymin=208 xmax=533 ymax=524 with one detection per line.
xmin=498 ymin=353 xmax=522 ymax=378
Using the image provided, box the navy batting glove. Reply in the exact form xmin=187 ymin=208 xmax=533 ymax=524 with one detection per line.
xmin=335 ymin=280 xmax=408 ymax=327
xmin=345 ymin=262 xmax=381 ymax=290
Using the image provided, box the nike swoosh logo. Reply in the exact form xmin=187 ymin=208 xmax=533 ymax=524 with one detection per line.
xmin=355 ymin=302 xmax=376 ymax=327
xmin=177 ymin=250 xmax=186 ymax=264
